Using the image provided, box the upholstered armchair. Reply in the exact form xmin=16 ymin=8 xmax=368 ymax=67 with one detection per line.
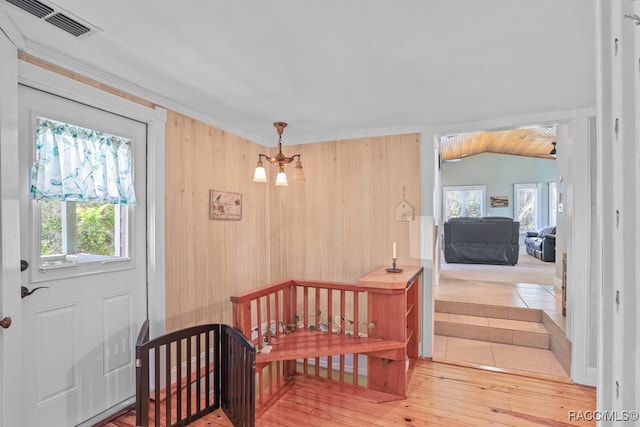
xmin=524 ymin=226 xmax=556 ymax=262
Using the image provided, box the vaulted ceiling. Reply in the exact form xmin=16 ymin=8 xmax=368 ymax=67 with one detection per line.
xmin=440 ymin=126 xmax=557 ymax=162
xmin=1 ymin=1 xmax=595 ymax=147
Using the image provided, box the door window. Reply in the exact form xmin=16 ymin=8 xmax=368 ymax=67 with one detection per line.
xmin=39 ymin=200 xmax=129 ymax=267
xmin=30 ymin=117 xmax=136 ymax=270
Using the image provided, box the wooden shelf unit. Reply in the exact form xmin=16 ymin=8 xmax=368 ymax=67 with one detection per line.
xmin=229 ymin=266 xmax=424 ymax=411
xmin=357 ymin=265 xmax=423 ymax=396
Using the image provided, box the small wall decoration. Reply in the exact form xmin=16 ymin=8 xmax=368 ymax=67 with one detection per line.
xmin=210 ymin=189 xmax=242 ymax=220
xmin=490 ymin=195 xmax=509 ymax=208
xmin=395 ymin=186 xmax=414 ymax=221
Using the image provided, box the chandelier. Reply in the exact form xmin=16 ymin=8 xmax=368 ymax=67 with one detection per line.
xmin=252 ymin=122 xmax=305 ymax=186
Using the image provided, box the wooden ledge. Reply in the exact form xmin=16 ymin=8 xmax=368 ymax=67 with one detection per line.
xmin=256 ymin=329 xmax=405 ymax=364
xmin=356 ymin=265 xmax=424 ymax=290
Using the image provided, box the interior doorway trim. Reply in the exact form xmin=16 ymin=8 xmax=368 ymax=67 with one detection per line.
xmin=422 ymin=107 xmax=597 ymax=386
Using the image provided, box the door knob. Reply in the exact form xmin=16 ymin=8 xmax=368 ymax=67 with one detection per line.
xmin=0 ymin=317 xmax=11 ymax=329
xmin=21 ymin=286 xmax=49 ymax=298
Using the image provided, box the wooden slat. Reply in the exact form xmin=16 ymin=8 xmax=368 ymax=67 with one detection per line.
xmin=440 ymin=126 xmax=557 ymax=161
xmin=256 ymin=330 xmax=404 ymax=364
xmin=258 ymin=360 xmax=596 ymax=427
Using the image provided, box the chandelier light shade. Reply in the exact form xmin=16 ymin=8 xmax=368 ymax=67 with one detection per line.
xmin=252 ymin=159 xmax=267 ymax=182
xmin=253 ymin=122 xmax=305 ymax=186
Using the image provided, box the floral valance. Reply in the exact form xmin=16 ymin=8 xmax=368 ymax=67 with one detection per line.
xmin=30 ymin=118 xmax=137 ymax=205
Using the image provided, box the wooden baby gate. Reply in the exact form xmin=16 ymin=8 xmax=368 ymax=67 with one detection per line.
xmin=135 ymin=320 xmax=255 ymax=427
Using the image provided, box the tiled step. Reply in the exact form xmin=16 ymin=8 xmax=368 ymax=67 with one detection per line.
xmin=435 ymin=299 xmax=543 ymax=322
xmin=435 ymin=300 xmax=550 ymax=350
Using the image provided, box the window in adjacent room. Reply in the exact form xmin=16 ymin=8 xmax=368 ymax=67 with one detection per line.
xmin=443 ymin=185 xmax=486 ymax=221
xmin=514 ymin=183 xmax=540 ymax=232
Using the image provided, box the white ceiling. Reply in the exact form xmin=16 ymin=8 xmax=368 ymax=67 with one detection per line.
xmin=1 ymin=0 xmax=596 ymax=146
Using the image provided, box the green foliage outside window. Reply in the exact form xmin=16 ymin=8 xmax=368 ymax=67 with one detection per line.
xmin=41 ymin=201 xmax=116 ymax=257
xmin=445 ymin=189 xmax=483 ymax=220
xmin=516 ymin=188 xmax=536 ymax=231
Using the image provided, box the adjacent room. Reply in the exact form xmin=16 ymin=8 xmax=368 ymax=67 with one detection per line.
xmin=434 ymin=126 xmax=568 ymax=379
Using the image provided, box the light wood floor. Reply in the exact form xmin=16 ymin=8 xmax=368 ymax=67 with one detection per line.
xmin=101 ymin=359 xmax=596 ymax=427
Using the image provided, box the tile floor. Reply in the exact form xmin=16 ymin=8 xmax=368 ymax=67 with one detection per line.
xmin=434 ymin=276 xmax=569 ymax=379
xmin=436 ymin=277 xmax=565 ymax=331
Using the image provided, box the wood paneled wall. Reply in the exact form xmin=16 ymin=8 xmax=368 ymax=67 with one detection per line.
xmin=165 ymin=121 xmax=422 ymax=332
xmin=165 ymin=111 xmax=270 ymax=331
xmin=18 ymin=53 xmax=424 ymax=336
xmin=269 ymin=134 xmax=422 ymax=283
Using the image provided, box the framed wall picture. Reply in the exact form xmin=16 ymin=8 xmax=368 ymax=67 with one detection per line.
xmin=490 ymin=195 xmax=509 ymax=208
xmin=210 ymin=189 xmax=242 ymax=220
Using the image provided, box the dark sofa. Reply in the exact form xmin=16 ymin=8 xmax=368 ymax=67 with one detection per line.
xmin=524 ymin=226 xmax=556 ymax=262
xmin=443 ymin=216 xmax=520 ymax=265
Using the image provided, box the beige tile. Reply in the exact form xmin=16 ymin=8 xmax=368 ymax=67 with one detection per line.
xmin=513 ymin=288 xmax=551 ymax=296
xmin=489 ymin=297 xmax=529 ymax=307
xmin=435 ymin=300 xmax=465 ymax=314
xmin=467 ymin=304 xmax=510 ymax=319
xmin=491 ymin=343 xmax=549 ymax=375
xmin=529 ymin=322 xmax=548 ymax=333
xmin=539 ymin=349 xmax=569 ymax=378
xmin=512 ymin=331 xmax=550 ymax=349
xmin=448 ymin=314 xmax=489 ymax=326
xmin=542 ymin=284 xmax=562 ymax=293
xmin=525 ymin=301 xmax=561 ymax=311
xmin=435 ymin=322 xmax=481 ymax=340
xmin=487 ymin=318 xmax=534 ymax=331
xmin=508 ymin=307 xmax=542 ymax=322
xmin=481 ymin=327 xmax=514 ymax=344
xmin=434 ymin=321 xmax=460 ymax=337
xmin=432 ymin=335 xmax=447 ymax=359
xmin=544 ymin=311 xmax=567 ymax=332
xmin=511 ymin=282 xmax=547 ymax=289
xmin=445 ymin=337 xmax=495 ymax=366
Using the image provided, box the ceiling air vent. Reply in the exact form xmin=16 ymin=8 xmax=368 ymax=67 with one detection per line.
xmin=5 ymin=0 xmax=52 ymax=18
xmin=45 ymin=12 xmax=90 ymax=37
xmin=2 ymin=0 xmax=100 ymax=38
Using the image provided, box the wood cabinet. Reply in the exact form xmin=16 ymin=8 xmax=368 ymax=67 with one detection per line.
xmin=357 ymin=265 xmax=423 ymax=396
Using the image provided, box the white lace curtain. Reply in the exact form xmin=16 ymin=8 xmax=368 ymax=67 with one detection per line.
xmin=29 ymin=118 xmax=137 ymax=205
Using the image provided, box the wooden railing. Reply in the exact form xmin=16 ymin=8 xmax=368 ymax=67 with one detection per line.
xmin=230 ymin=266 xmax=423 ymax=415
xmin=135 ymin=320 xmax=255 ymax=427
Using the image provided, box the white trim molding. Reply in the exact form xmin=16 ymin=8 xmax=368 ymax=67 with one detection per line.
xmin=0 ymin=7 xmax=26 ymax=49
xmin=567 ymin=116 xmax=596 ymax=386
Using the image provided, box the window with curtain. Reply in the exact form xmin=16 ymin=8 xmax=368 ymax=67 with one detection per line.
xmin=30 ymin=117 xmax=135 ymax=267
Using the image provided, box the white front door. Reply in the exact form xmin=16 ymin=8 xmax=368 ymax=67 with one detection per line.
xmin=18 ymin=85 xmax=147 ymax=426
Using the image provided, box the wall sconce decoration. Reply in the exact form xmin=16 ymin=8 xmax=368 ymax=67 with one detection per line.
xmin=253 ymin=122 xmax=305 ymax=186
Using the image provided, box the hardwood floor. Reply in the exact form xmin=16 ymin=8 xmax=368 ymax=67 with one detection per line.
xmin=101 ymin=359 xmax=596 ymax=427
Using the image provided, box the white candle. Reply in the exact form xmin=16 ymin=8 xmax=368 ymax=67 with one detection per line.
xmin=393 ymin=241 xmax=397 ymax=259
